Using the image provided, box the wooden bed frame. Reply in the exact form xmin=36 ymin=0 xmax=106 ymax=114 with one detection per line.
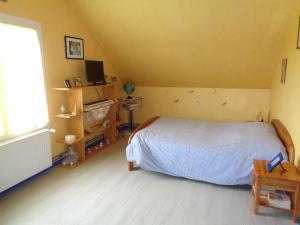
xmin=127 ymin=117 xmax=295 ymax=171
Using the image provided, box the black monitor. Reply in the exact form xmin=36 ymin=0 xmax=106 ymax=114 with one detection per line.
xmin=85 ymin=60 xmax=105 ymax=85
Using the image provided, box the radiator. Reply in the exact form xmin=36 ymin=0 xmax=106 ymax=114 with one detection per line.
xmin=0 ymin=129 xmax=52 ymax=193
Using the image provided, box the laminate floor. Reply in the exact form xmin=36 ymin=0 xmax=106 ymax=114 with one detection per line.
xmin=0 ymin=138 xmax=294 ymax=225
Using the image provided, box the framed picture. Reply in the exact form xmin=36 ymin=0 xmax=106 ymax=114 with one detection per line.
xmin=297 ymin=17 xmax=300 ymax=49
xmin=64 ymin=36 xmax=84 ymax=60
xmin=281 ymin=58 xmax=288 ymax=84
xmin=267 ymin=152 xmax=284 ymax=172
xmin=64 ymin=79 xmax=72 ymax=88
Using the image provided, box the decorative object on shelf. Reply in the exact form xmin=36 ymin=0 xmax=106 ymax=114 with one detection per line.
xmin=267 ymin=152 xmax=286 ymax=173
xmin=281 ymin=58 xmax=288 ymax=84
xmin=87 ymin=147 xmax=92 ymax=154
xmin=64 ymin=36 xmax=84 ymax=60
xmin=111 ymin=76 xmax=118 ymax=82
xmin=72 ymin=104 xmax=77 ymax=115
xmin=73 ymin=77 xmax=83 ymax=87
xmin=62 ymin=146 xmax=78 ymax=166
xmin=90 ymin=106 xmax=110 ymax=120
xmin=64 ymin=134 xmax=76 ymax=144
xmin=106 ymin=139 xmax=110 ymax=145
xmin=60 ymin=105 xmax=67 ymax=114
xmin=64 ymin=79 xmax=72 ymax=88
xmin=256 ymin=112 xmax=264 ymax=122
xmin=123 ymin=81 xmax=135 ymax=99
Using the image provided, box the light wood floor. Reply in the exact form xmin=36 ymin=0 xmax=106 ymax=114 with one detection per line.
xmin=0 ymin=138 xmax=294 ymax=225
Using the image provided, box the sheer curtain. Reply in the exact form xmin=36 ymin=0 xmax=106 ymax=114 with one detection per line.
xmin=0 ymin=15 xmax=49 ymax=142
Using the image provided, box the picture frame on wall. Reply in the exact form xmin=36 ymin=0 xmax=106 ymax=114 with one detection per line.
xmin=297 ymin=17 xmax=300 ymax=49
xmin=64 ymin=36 xmax=84 ymax=60
xmin=281 ymin=58 xmax=288 ymax=84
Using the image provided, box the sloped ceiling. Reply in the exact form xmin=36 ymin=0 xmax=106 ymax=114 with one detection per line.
xmin=69 ymin=0 xmax=298 ymax=88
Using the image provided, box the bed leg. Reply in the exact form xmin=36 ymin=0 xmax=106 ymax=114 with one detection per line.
xmin=128 ymin=162 xmax=134 ymax=171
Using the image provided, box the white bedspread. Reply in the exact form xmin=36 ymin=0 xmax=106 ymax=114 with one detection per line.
xmin=126 ymin=117 xmax=287 ymax=185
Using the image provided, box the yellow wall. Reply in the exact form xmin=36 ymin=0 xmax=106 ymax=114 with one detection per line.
xmin=0 ymin=0 xmax=117 ymax=157
xmin=134 ymin=86 xmax=270 ymax=123
xmin=270 ymin=4 xmax=300 ymax=166
xmin=70 ymin=0 xmax=297 ymax=89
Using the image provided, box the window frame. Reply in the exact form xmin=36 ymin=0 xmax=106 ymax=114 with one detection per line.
xmin=0 ymin=13 xmax=49 ymax=143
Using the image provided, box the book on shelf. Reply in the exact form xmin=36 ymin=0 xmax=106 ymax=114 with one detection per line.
xmin=260 ymin=187 xmax=276 ymax=197
xmin=268 ymin=190 xmax=291 ymax=209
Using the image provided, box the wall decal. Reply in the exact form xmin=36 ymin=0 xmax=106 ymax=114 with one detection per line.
xmin=188 ymin=90 xmax=195 ymax=94
xmin=196 ymin=100 xmax=201 ymax=106
xmin=173 ymin=99 xmax=180 ymax=103
xmin=281 ymin=58 xmax=288 ymax=84
xmin=297 ymin=16 xmax=300 ymax=49
xmin=212 ymin=89 xmax=217 ymax=94
xmin=221 ymin=101 xmax=227 ymax=106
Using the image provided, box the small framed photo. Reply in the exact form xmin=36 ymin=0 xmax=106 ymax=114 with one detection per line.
xmin=64 ymin=36 xmax=84 ymax=60
xmin=64 ymin=79 xmax=72 ymax=88
xmin=267 ymin=152 xmax=284 ymax=172
xmin=73 ymin=77 xmax=83 ymax=87
xmin=281 ymin=58 xmax=288 ymax=84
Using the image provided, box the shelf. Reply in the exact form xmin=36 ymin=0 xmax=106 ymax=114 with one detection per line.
xmin=53 ymin=87 xmax=71 ymax=91
xmin=56 ymin=136 xmax=83 ymax=145
xmin=84 ymin=120 xmax=104 ymax=129
xmin=84 ymin=125 xmax=112 ymax=142
xmin=258 ymin=196 xmax=291 ymax=211
xmin=59 ymin=142 xmax=113 ymax=169
xmin=85 ymin=142 xmax=112 ymax=160
xmin=253 ymin=185 xmax=292 ymax=212
xmin=55 ymin=113 xmax=81 ymax=119
xmin=53 ymin=83 xmax=116 ymax=91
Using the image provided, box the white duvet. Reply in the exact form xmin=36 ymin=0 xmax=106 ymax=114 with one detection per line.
xmin=126 ymin=117 xmax=287 ymax=185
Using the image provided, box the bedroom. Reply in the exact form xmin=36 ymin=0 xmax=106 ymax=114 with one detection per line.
xmin=0 ymin=0 xmax=300 ymax=224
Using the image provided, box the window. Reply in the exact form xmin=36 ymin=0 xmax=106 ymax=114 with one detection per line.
xmin=0 ymin=14 xmax=49 ymax=142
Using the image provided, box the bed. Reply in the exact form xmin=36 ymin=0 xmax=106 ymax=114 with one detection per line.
xmin=126 ymin=117 xmax=294 ymax=185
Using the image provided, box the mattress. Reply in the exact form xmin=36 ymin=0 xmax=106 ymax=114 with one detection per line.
xmin=126 ymin=117 xmax=287 ymax=185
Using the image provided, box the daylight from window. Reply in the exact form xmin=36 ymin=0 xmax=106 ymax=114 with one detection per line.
xmin=0 ymin=22 xmax=48 ymax=141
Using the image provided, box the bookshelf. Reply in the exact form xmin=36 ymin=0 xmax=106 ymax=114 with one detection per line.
xmin=54 ymin=83 xmax=117 ymax=168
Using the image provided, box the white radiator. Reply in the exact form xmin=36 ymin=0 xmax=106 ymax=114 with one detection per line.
xmin=0 ymin=129 xmax=52 ymax=193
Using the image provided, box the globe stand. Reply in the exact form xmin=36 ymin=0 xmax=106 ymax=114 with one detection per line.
xmin=128 ymin=110 xmax=134 ymax=132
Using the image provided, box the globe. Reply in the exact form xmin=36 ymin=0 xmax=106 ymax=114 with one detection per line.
xmin=123 ymin=81 xmax=135 ymax=97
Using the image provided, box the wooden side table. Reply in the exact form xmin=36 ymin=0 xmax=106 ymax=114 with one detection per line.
xmin=252 ymin=160 xmax=300 ymax=222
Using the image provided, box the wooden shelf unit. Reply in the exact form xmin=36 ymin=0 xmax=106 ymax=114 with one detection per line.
xmin=55 ymin=113 xmax=81 ymax=119
xmin=54 ymin=83 xmax=117 ymax=168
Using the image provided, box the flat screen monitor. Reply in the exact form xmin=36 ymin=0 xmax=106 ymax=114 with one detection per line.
xmin=85 ymin=60 xmax=105 ymax=84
